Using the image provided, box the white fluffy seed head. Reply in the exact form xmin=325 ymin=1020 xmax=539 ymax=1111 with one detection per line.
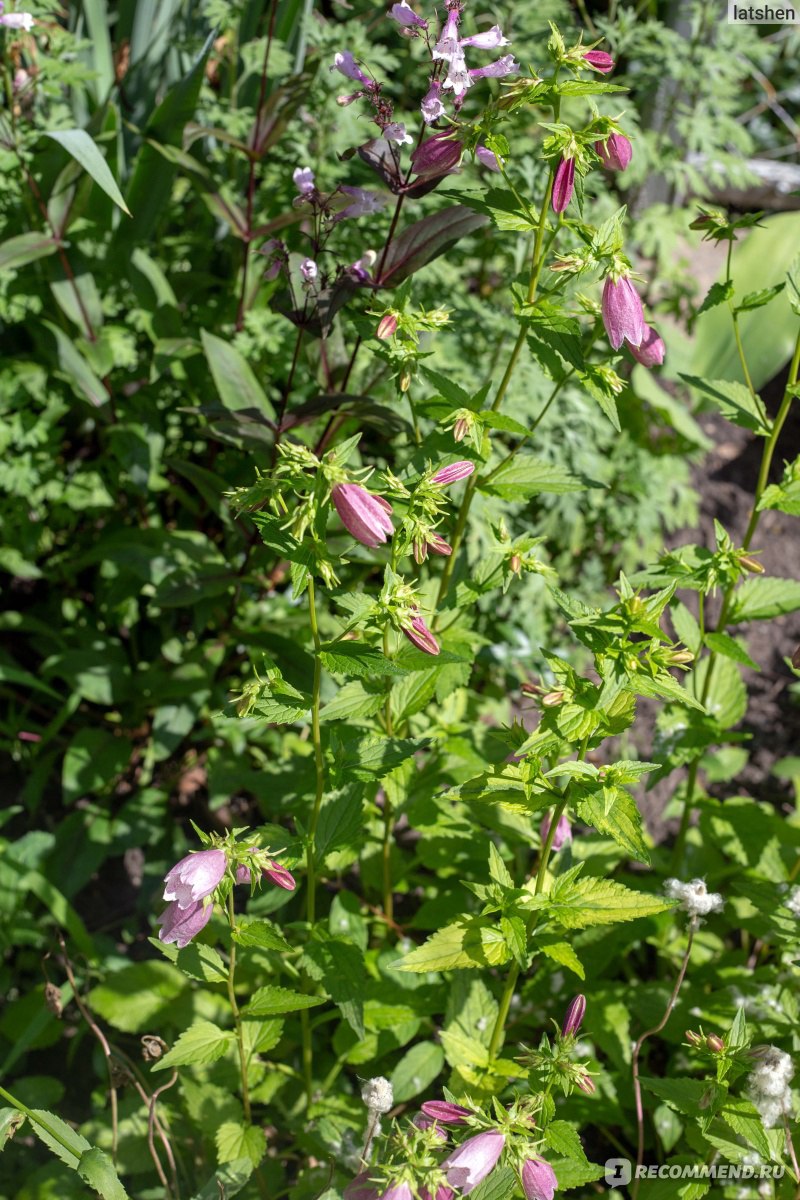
xmin=664 ymin=877 xmax=725 ymax=919
xmin=750 ymin=1047 xmax=795 ymax=1098
xmin=361 ymin=1076 xmax=394 ymax=1114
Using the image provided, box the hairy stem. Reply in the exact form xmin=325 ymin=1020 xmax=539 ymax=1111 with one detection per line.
xmin=226 ymin=892 xmax=252 ymax=1123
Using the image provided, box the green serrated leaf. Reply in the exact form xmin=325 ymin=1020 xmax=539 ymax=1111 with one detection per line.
xmin=152 ymin=1020 xmax=234 ymax=1072
xmin=394 ymin=917 xmax=511 ymax=973
xmin=243 ymin=985 xmax=327 ymax=1017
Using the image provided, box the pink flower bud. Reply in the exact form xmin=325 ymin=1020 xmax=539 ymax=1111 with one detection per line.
xmin=428 ymin=533 xmax=452 ymax=556
xmin=344 ymin=1174 xmax=379 ymax=1200
xmin=625 ymin=322 xmax=665 ymax=368
xmin=163 ymin=849 xmax=227 ymax=909
xmin=540 ymin=812 xmax=571 ymax=851
xmin=602 ymin=275 xmax=645 ymax=350
xmin=412 ymin=1113 xmax=448 ymax=1141
xmin=476 ymin=145 xmax=502 ymax=173
xmin=595 ymin=133 xmax=632 ymax=172
xmin=332 ymin=50 xmax=371 ymax=86
xmin=383 ymin=1185 xmax=414 ymax=1200
xmin=562 ymin=994 xmax=586 ymax=1037
xmin=521 ymin=1158 xmax=558 ymax=1200
xmin=264 ymin=861 xmax=296 ymax=891
xmin=420 ymin=1101 xmax=471 ymax=1125
xmin=411 ymin=131 xmax=463 ymax=178
xmin=706 ymin=1034 xmax=724 ymax=1053
xmin=420 ymin=1190 xmax=455 ymax=1200
xmin=443 ymin=1131 xmax=505 ymax=1192
xmin=236 ymin=864 xmax=251 ymax=884
xmin=582 ymin=49 xmax=614 ymax=73
xmin=576 ymin=1072 xmax=596 ymax=1094
xmin=158 ymin=898 xmax=213 ymax=948
xmin=376 ymin=313 xmax=399 ymax=340
xmin=402 ymin=611 xmax=440 ymax=656
xmin=452 ymin=417 xmax=470 ymax=442
xmin=331 ymin=482 xmax=394 ymax=548
xmin=337 ymin=91 xmax=365 ymax=106
xmin=552 ymin=157 xmax=575 ymax=213
xmin=432 ymin=460 xmax=475 ymax=485
xmin=389 ymin=0 xmax=428 ymax=28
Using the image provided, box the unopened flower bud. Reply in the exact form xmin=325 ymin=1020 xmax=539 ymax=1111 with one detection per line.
xmin=626 ymin=323 xmax=665 ymax=369
xmin=376 ymin=313 xmax=399 ymax=340
xmin=552 ymin=156 xmax=575 ymax=214
xmin=399 ymin=367 xmax=412 ymax=392
xmin=739 ymin=555 xmax=764 ymax=574
xmin=562 ymin=994 xmax=586 ymax=1037
xmin=337 ymin=91 xmax=364 ymax=106
xmin=706 ymin=1034 xmax=724 ymax=1053
xmin=582 ymin=49 xmax=614 ymax=73
xmin=411 ymin=130 xmax=463 ymax=178
xmin=602 ymin=275 xmax=645 ymax=350
xmin=510 ymin=554 xmax=522 ymax=575
xmin=668 ymin=649 xmax=694 ymax=665
xmin=453 ymin=416 xmax=470 ymax=442
xmin=576 ymin=1072 xmax=596 ymax=1094
xmin=595 ymin=132 xmax=632 ymax=172
xmin=541 ymin=690 xmax=565 ymax=707
xmin=686 ymin=1030 xmax=702 ymax=1046
xmin=432 ymin=460 xmax=475 ymax=486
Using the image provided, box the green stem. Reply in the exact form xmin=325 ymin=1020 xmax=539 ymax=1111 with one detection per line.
xmin=382 ymin=620 xmax=395 ymax=922
xmin=673 ymin=325 xmax=800 ymax=866
xmin=305 ymin=576 xmax=325 ymax=925
xmin=435 ymin=126 xmax=561 ymax=609
xmin=0 ymin=1084 xmax=80 ymax=1157
xmin=226 ymin=893 xmax=252 ymax=1123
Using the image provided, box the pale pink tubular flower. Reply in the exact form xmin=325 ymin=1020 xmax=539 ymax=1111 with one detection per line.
xmin=461 ymin=25 xmax=508 ymax=49
xmin=383 ymin=121 xmax=413 ymax=145
xmin=443 ymin=51 xmax=472 ymax=99
xmin=332 ymin=50 xmax=371 ymax=86
xmin=469 ymin=54 xmax=519 ymax=81
xmin=0 ymin=10 xmax=34 ymax=29
xmin=158 ymin=898 xmax=213 ymax=947
xmin=540 ymin=811 xmax=571 ymax=851
xmin=602 ymin=275 xmax=645 ymax=350
xmin=432 ymin=6 xmax=461 ymax=60
xmin=432 ymin=460 xmax=475 ymax=485
xmin=264 ymin=861 xmax=296 ymax=891
xmin=403 ymin=611 xmax=440 ymax=656
xmin=339 ymin=185 xmax=388 ymax=220
xmin=421 ymin=80 xmax=446 ymax=124
xmin=595 ymin=132 xmax=632 ymax=171
xmin=626 ymin=323 xmax=665 ymax=368
xmin=163 ymin=849 xmax=227 ymax=909
xmin=443 ymin=1131 xmax=505 ymax=1194
xmin=521 ymin=1158 xmax=558 ymax=1200
xmin=561 ymin=993 xmax=586 ymax=1037
xmin=389 ymin=0 xmax=427 ymax=28
xmin=551 ymin=157 xmax=575 ymax=213
xmin=293 ymin=166 xmax=315 ymax=194
xmin=476 ymin=145 xmax=502 ymax=172
xmin=421 ymin=1101 xmax=471 ymax=1124
xmin=582 ymin=49 xmax=614 ymax=73
xmin=331 ymin=482 xmax=394 ymax=548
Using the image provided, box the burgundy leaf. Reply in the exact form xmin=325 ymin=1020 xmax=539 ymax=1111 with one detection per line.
xmin=377 ymin=206 xmax=488 ymax=288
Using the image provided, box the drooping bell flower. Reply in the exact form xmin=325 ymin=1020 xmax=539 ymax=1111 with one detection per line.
xmin=420 ymin=1189 xmax=455 ymax=1200
xmin=344 ymin=1174 xmax=379 ymax=1200
xmin=382 ymin=1185 xmax=414 ymax=1200
xmin=625 ymin=323 xmax=665 ymax=368
xmin=582 ymin=49 xmax=614 ymax=73
xmin=521 ymin=1158 xmax=559 ymax=1200
xmin=402 ymin=611 xmax=440 ymax=656
xmin=421 ymin=79 xmax=446 ymax=124
xmin=552 ymin=157 xmax=575 ymax=213
xmin=561 ymin=994 xmax=586 ymax=1037
xmin=461 ymin=25 xmax=509 ymax=50
xmin=432 ymin=5 xmax=461 ymax=61
xmin=331 ymin=482 xmax=394 ymax=548
xmin=540 ymin=812 xmax=572 ymax=851
xmin=332 ymin=50 xmax=372 ymax=86
xmin=432 ymin=460 xmax=475 ymax=485
xmin=411 ymin=131 xmax=464 ymax=177
xmin=476 ymin=145 xmax=502 ymax=172
xmin=158 ymin=898 xmax=213 ymax=947
xmin=595 ymin=133 xmax=632 ymax=172
xmin=163 ymin=849 xmax=227 ymax=909
xmin=421 ymin=1101 xmax=471 ymax=1125
xmin=383 ymin=121 xmax=413 ymax=145
xmin=389 ymin=0 xmax=427 ymax=28
xmin=602 ymin=275 xmax=645 ymax=350
xmin=442 ymin=1131 xmax=505 ymax=1194
xmin=0 ymin=10 xmax=34 ymax=29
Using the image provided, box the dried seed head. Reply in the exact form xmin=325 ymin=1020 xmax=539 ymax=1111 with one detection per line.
xmin=44 ymin=983 xmax=63 ymax=1018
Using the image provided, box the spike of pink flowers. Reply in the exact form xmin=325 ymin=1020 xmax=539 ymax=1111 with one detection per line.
xmin=443 ymin=1130 xmax=505 ymax=1194
xmin=595 ymin=132 xmax=632 ymax=172
xmin=562 ymin=994 xmax=586 ymax=1037
xmin=625 ymin=323 xmax=665 ymax=368
xmin=421 ymin=1101 xmax=471 ymax=1124
xmin=582 ymin=49 xmax=614 ymax=73
xmin=163 ymin=849 xmax=227 ymax=909
xmin=158 ymin=898 xmax=213 ymax=947
xmin=521 ymin=1158 xmax=558 ymax=1200
xmin=540 ymin=812 xmax=572 ymax=851
xmin=552 ymin=157 xmax=575 ymax=213
xmin=331 ymin=482 xmax=394 ymax=548
xmin=602 ymin=275 xmax=645 ymax=350
xmin=402 ymin=612 xmax=440 ymax=656
xmin=432 ymin=460 xmax=475 ymax=485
